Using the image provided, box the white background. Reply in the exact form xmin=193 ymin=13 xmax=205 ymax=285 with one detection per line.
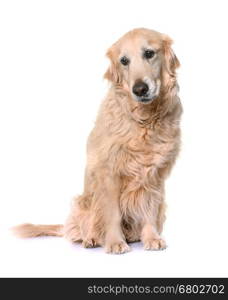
xmin=0 ymin=0 xmax=228 ymax=277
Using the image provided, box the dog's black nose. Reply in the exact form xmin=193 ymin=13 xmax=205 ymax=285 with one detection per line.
xmin=132 ymin=81 xmax=149 ymax=97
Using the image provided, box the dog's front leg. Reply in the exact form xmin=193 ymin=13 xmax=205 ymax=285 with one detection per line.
xmin=140 ymin=193 xmax=167 ymax=251
xmin=102 ymin=173 xmax=130 ymax=254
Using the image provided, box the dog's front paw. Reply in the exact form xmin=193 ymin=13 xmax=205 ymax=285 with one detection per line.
xmin=82 ymin=238 xmax=98 ymax=248
xmin=105 ymin=240 xmax=131 ymax=254
xmin=143 ymin=238 xmax=166 ymax=251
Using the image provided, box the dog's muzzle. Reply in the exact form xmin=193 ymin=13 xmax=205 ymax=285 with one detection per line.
xmin=132 ymin=78 xmax=160 ymax=103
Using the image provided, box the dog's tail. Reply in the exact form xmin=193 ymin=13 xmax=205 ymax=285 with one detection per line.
xmin=12 ymin=223 xmax=64 ymax=238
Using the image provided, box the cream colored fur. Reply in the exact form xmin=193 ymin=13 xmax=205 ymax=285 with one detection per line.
xmin=13 ymin=28 xmax=182 ymax=254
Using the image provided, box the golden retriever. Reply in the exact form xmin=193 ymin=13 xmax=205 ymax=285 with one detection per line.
xmin=13 ymin=28 xmax=182 ymax=254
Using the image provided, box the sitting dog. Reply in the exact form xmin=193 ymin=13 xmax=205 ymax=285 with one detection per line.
xmin=13 ymin=28 xmax=182 ymax=254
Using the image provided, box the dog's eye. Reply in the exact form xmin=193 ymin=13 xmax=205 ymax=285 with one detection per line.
xmin=144 ymin=49 xmax=155 ymax=59
xmin=120 ymin=56 xmax=130 ymax=66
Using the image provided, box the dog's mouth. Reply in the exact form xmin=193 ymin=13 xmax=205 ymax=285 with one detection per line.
xmin=137 ymin=94 xmax=157 ymax=104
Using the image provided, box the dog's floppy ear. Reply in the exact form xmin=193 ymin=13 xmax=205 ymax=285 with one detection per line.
xmin=162 ymin=35 xmax=180 ymax=76
xmin=161 ymin=35 xmax=180 ymax=94
xmin=104 ymin=47 xmax=122 ymax=84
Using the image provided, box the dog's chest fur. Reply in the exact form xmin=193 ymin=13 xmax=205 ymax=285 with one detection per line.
xmin=118 ymin=125 xmax=176 ymax=177
xmin=89 ymin=95 xmax=180 ymax=181
xmin=106 ymin=106 xmax=179 ymax=184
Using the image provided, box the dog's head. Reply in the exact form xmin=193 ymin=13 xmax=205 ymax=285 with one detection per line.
xmin=104 ymin=28 xmax=180 ymax=104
